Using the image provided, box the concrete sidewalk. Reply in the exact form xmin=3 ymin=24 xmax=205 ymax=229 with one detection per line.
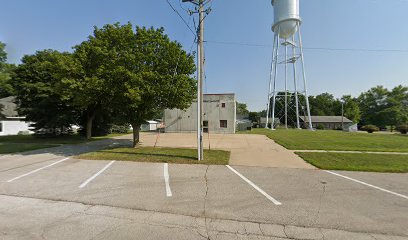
xmin=132 ymin=132 xmax=314 ymax=169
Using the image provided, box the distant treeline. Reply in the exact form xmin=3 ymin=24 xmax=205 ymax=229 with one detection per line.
xmin=243 ymin=85 xmax=408 ymax=130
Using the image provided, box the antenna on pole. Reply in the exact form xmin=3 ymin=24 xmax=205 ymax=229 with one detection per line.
xmin=182 ymin=0 xmax=211 ymax=160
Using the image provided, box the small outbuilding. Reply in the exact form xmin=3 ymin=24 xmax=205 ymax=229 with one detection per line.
xmin=236 ymin=119 xmax=252 ymax=132
xmin=0 ymin=96 xmax=32 ymax=136
xmin=299 ymin=116 xmax=356 ymax=131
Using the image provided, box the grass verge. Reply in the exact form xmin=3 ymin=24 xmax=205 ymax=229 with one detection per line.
xmin=0 ymin=133 xmax=131 ymax=154
xmin=240 ymin=128 xmax=408 ymax=152
xmin=77 ymin=147 xmax=230 ymax=165
xmin=0 ymin=143 xmax=57 ymax=154
xmin=296 ymin=152 xmax=408 ymax=173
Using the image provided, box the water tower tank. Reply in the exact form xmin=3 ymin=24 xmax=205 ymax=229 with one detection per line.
xmin=272 ymin=0 xmax=301 ymax=39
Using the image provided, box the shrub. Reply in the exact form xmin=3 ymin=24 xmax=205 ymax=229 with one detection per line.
xmin=316 ymin=124 xmax=325 ymax=130
xmin=361 ymin=125 xmax=379 ymax=133
xmin=396 ymin=125 xmax=408 ymax=134
xmin=17 ymin=131 xmax=31 ymax=135
xmin=111 ymin=124 xmax=131 ymax=134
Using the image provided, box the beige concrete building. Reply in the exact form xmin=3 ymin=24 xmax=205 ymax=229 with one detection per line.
xmin=164 ymin=93 xmax=236 ymax=134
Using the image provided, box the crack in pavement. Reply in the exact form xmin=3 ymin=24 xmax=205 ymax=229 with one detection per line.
xmin=0 ymin=194 xmax=406 ymax=240
xmin=311 ymin=179 xmax=327 ymax=226
xmin=203 ymin=165 xmax=211 ymax=240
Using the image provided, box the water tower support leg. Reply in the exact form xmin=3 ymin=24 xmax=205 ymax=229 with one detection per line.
xmin=271 ymin=28 xmax=280 ymax=130
xmin=297 ymin=23 xmax=313 ymax=131
xmin=266 ymin=30 xmax=278 ymax=129
xmin=292 ymin=35 xmax=301 ymax=129
xmin=284 ymin=39 xmax=288 ymax=129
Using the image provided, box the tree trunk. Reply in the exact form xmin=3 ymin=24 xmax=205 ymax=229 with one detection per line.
xmin=86 ymin=112 xmax=95 ymax=140
xmin=131 ymin=123 xmax=141 ymax=148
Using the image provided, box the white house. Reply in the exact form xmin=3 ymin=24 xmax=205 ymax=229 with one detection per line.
xmin=0 ymin=96 xmax=32 ymax=136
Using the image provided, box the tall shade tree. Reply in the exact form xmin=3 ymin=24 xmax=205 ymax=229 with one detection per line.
xmin=358 ymin=86 xmax=389 ymax=127
xmin=69 ymin=23 xmax=196 ymax=145
xmin=12 ymin=50 xmax=80 ymax=135
xmin=65 ymin=23 xmax=137 ymax=139
xmin=381 ymin=85 xmax=408 ymax=129
xmin=308 ymin=93 xmax=337 ymax=116
xmin=340 ymin=95 xmax=361 ymax=123
xmin=114 ymin=26 xmax=196 ymax=147
xmin=236 ymin=102 xmax=249 ymax=116
xmin=0 ymin=42 xmax=15 ymax=98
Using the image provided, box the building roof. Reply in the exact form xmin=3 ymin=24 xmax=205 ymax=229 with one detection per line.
xmin=0 ymin=96 xmax=19 ymax=118
xmin=203 ymin=93 xmax=235 ymax=96
xmin=299 ymin=116 xmax=353 ymax=123
xmin=260 ymin=117 xmax=280 ymax=124
xmin=146 ymin=120 xmax=159 ymax=124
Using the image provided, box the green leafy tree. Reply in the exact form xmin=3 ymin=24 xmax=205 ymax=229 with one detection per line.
xmin=248 ymin=111 xmax=260 ymax=124
xmin=341 ymin=95 xmax=361 ymax=123
xmin=113 ymin=26 xmax=196 ymax=147
xmin=63 ymin=23 xmax=131 ymax=139
xmin=309 ymin=93 xmax=337 ymax=116
xmin=380 ymin=85 xmax=408 ymax=130
xmin=0 ymin=42 xmax=6 ymax=63
xmin=0 ymin=42 xmax=15 ymax=98
xmin=11 ymin=50 xmax=80 ymax=135
xmin=358 ymin=86 xmax=389 ymax=127
xmin=236 ymin=102 xmax=249 ymax=117
xmin=68 ymin=23 xmax=196 ymax=145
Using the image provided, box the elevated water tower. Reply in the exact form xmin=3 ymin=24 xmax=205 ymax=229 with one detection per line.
xmin=266 ymin=0 xmax=313 ymax=130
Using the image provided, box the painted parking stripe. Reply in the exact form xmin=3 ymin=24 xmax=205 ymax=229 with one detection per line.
xmin=79 ymin=161 xmax=116 ymax=188
xmin=7 ymin=157 xmax=70 ymax=182
xmin=325 ymin=170 xmax=408 ymax=200
xmin=226 ymin=165 xmax=282 ymax=205
xmin=164 ymin=163 xmax=172 ymax=197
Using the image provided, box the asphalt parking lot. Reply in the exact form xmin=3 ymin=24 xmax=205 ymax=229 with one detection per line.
xmin=0 ymin=144 xmax=407 ymax=240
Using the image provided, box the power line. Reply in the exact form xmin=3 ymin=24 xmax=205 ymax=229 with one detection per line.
xmin=205 ymin=40 xmax=408 ymax=53
xmin=166 ymin=0 xmax=196 ymax=37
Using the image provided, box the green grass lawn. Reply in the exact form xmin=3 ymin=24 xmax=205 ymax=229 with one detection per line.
xmin=241 ymin=128 xmax=408 ymax=152
xmin=0 ymin=133 xmax=131 ymax=154
xmin=297 ymin=152 xmax=408 ymax=173
xmin=77 ymin=147 xmax=230 ymax=165
xmin=0 ymin=143 xmax=57 ymax=154
xmin=0 ymin=134 xmax=90 ymax=145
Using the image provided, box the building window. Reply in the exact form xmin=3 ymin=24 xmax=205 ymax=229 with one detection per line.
xmin=203 ymin=121 xmax=208 ymax=127
xmin=220 ymin=120 xmax=227 ymax=128
xmin=221 ymin=103 xmax=226 ymax=108
xmin=0 ymin=122 xmax=2 ymax=132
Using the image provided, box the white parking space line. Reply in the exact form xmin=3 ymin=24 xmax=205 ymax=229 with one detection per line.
xmin=325 ymin=170 xmax=408 ymax=200
xmin=7 ymin=157 xmax=70 ymax=183
xmin=226 ymin=165 xmax=282 ymax=205
xmin=79 ymin=161 xmax=116 ymax=188
xmin=163 ymin=163 xmax=172 ymax=197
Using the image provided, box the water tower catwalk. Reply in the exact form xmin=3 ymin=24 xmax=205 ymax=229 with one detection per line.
xmin=266 ymin=0 xmax=313 ymax=130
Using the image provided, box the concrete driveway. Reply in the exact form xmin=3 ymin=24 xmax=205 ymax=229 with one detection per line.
xmin=133 ymin=132 xmax=314 ymax=169
xmin=0 ymin=139 xmax=407 ymax=240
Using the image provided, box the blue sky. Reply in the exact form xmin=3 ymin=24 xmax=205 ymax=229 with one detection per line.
xmin=1 ymin=0 xmax=407 ymax=111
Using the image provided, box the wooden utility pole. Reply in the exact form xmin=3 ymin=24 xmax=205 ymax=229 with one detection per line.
xmin=182 ymin=0 xmax=210 ymax=160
